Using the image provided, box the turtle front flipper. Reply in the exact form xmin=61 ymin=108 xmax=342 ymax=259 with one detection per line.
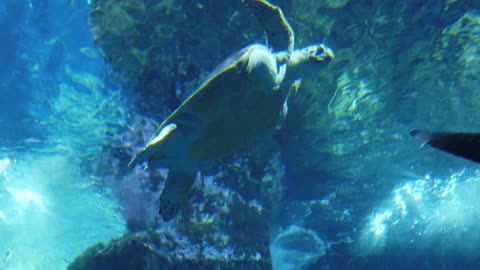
xmin=128 ymin=123 xmax=178 ymax=169
xmin=275 ymin=63 xmax=287 ymax=86
xmin=244 ymin=0 xmax=294 ymax=54
xmin=159 ymin=170 xmax=197 ymax=221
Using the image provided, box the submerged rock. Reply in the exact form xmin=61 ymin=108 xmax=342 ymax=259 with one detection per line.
xmin=67 ymin=230 xmax=271 ymax=270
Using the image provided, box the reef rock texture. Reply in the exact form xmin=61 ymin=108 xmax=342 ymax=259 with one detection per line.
xmin=67 ymin=228 xmax=271 ymax=270
xmin=88 ymin=0 xmax=264 ymax=115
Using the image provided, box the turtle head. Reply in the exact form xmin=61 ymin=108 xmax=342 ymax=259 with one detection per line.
xmin=289 ymin=44 xmax=334 ymax=66
xmin=307 ymin=44 xmax=335 ymax=63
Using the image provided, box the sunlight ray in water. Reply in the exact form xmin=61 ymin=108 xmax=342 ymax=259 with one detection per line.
xmin=0 ymin=153 xmax=125 ymax=269
xmin=358 ymin=169 xmax=480 ymax=257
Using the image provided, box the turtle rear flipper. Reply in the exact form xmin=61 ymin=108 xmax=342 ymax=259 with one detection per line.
xmin=159 ymin=171 xmax=196 ymax=221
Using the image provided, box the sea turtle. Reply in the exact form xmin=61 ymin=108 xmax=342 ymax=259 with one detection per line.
xmin=129 ymin=0 xmax=334 ymax=221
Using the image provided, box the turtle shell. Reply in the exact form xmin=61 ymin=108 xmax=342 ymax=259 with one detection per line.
xmin=129 ymin=44 xmax=288 ymax=171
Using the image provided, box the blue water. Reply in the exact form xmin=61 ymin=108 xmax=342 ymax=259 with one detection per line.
xmin=0 ymin=1 xmax=125 ymax=268
xmin=2 ymin=0 xmax=480 ymax=269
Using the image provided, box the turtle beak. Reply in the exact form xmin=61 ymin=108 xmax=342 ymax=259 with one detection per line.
xmin=312 ymin=44 xmax=335 ymax=63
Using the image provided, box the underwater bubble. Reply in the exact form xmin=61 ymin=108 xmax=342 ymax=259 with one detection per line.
xmin=270 ymin=225 xmax=327 ymax=270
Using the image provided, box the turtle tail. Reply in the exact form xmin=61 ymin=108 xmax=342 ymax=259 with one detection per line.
xmin=159 ymin=170 xmax=196 ymax=221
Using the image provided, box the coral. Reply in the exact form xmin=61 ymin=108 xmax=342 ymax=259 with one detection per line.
xmin=87 ymin=115 xmax=165 ymax=230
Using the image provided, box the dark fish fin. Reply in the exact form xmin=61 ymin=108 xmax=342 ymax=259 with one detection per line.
xmin=410 ymin=129 xmax=433 ymax=147
xmin=410 ymin=129 xmax=480 ymax=163
xmin=158 ymin=171 xmax=196 ymax=221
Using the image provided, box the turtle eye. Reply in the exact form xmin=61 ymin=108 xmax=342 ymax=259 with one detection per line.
xmin=311 ymin=45 xmax=335 ymax=63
